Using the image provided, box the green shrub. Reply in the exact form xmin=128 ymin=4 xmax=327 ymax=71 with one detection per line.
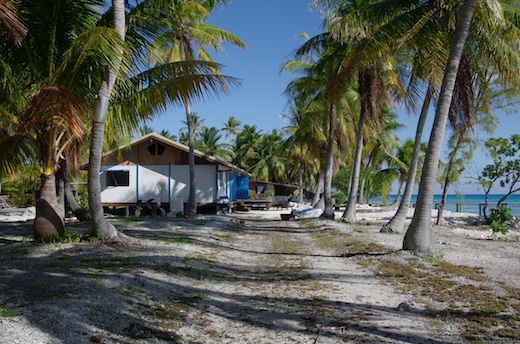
xmin=488 ymin=206 xmax=513 ymax=234
xmin=331 ymin=191 xmax=347 ymax=205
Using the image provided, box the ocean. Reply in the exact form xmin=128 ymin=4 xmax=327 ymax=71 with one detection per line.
xmin=372 ymin=194 xmax=520 ymax=217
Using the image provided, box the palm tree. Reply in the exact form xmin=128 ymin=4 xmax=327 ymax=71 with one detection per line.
xmin=232 ymin=124 xmax=262 ymax=172
xmin=285 ymin=30 xmax=358 ymax=217
xmin=375 ymin=138 xmax=422 ymax=207
xmin=281 ymin=102 xmax=321 ymax=204
xmin=222 ymin=116 xmax=241 ymax=140
xmin=381 ymin=84 xmax=435 ymax=233
xmin=436 ymin=133 xmax=476 ymax=224
xmin=137 ymin=125 xmax=155 ymax=136
xmin=148 ymin=0 xmax=246 ymax=215
xmin=88 ymin=0 xmax=243 ymax=237
xmin=159 ymin=129 xmax=177 ymax=141
xmin=1 ymin=0 xmax=124 ymax=239
xmin=404 ymin=0 xmax=477 ymax=254
xmin=22 ymin=87 xmax=86 ymax=238
xmin=197 ymin=126 xmax=232 ymax=160
xmin=250 ymin=129 xmax=286 ymax=182
xmin=178 ymin=131 xmax=189 ymax=145
xmin=358 ymin=110 xmax=403 ymax=205
xmin=88 ymin=0 xmax=127 ymax=239
xmin=180 ymin=112 xmax=206 ymax=136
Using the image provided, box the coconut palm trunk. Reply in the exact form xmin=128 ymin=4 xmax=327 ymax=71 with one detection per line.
xmin=321 ymin=103 xmax=336 ymax=219
xmin=185 ymin=100 xmax=197 ymax=216
xmin=342 ymin=104 xmax=366 ymax=223
xmin=59 ymin=158 xmax=89 ymax=221
xmin=381 ymin=83 xmax=433 ymax=233
xmin=88 ymin=0 xmax=125 ymax=239
xmin=33 ymin=171 xmax=64 ymax=239
xmin=403 ymin=0 xmax=476 ymax=254
xmin=436 ymin=135 xmax=463 ymax=225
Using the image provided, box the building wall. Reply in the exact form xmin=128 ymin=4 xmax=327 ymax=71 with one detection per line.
xmin=100 ymin=164 xmax=217 ymax=204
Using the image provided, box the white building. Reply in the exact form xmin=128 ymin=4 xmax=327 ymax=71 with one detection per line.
xmin=87 ymin=132 xmax=250 ymax=215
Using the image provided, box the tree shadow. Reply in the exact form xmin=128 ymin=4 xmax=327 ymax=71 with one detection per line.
xmin=0 ymin=216 xmax=483 ymax=343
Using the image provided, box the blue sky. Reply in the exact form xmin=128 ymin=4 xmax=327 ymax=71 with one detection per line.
xmin=148 ymin=0 xmax=519 ymax=194
xmin=149 ymin=0 xmax=323 ymax=135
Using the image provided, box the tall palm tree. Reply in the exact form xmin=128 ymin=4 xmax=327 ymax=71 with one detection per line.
xmin=285 ymin=30 xmax=357 ymax=217
xmin=88 ymin=0 xmax=242 ymax=237
xmin=404 ymin=0 xmax=477 ymax=254
xmin=88 ymin=0 xmax=127 ymax=239
xmin=148 ymin=0 xmax=246 ymax=215
xmin=381 ymin=84 xmax=435 ymax=233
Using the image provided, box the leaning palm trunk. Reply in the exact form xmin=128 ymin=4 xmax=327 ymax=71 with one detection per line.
xmin=59 ymin=158 xmax=89 ymax=221
xmin=342 ymin=108 xmax=366 ymax=223
xmin=403 ymin=0 xmax=476 ymax=254
xmin=388 ymin=180 xmax=404 ymax=208
xmin=33 ymin=172 xmax=64 ymax=239
xmin=311 ymin=170 xmax=323 ymax=207
xmin=321 ymin=104 xmax=336 ymax=219
xmin=381 ymin=83 xmax=433 ymax=233
xmin=185 ymin=101 xmax=197 ymax=216
xmin=436 ymin=173 xmax=450 ymax=225
xmin=88 ymin=0 xmax=125 ymax=239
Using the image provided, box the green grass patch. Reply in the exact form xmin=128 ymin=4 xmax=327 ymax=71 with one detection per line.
xmin=0 ymin=307 xmax=15 ymax=317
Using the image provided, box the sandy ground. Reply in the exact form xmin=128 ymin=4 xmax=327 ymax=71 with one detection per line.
xmin=0 ymin=205 xmax=519 ymax=343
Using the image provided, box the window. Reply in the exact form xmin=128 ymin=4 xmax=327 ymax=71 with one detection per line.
xmin=147 ymin=143 xmax=166 ymax=156
xmin=106 ymin=171 xmax=129 ymax=187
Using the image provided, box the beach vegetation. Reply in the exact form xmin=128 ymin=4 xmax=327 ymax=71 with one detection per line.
xmin=0 ymin=307 xmax=15 ymax=318
xmin=477 ymin=135 xmax=520 ymax=221
xmin=488 ymin=205 xmax=513 ymax=234
xmin=365 ymin=255 xmax=520 ymax=341
xmin=436 ymin=135 xmax=477 ymax=225
xmin=331 ymin=191 xmax=346 ymax=205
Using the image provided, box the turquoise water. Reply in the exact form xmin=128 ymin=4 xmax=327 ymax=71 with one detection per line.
xmin=372 ymin=194 xmax=520 ymax=217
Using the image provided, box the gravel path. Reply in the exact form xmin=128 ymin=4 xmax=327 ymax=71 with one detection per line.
xmin=0 ymin=212 xmax=518 ymax=343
